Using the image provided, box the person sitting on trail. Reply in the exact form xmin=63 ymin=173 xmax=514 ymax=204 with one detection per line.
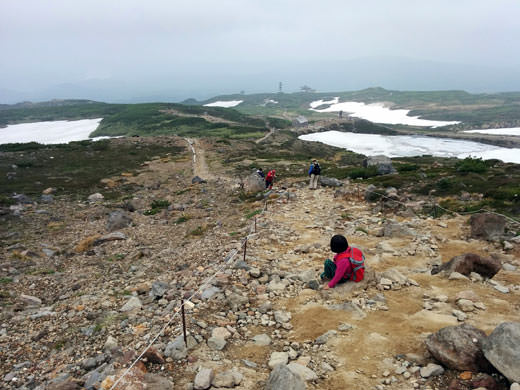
xmin=308 ymin=159 xmax=321 ymax=190
xmin=321 ymin=235 xmax=365 ymax=290
xmin=265 ymin=169 xmax=276 ymax=189
xmin=257 ymin=168 xmax=265 ymax=179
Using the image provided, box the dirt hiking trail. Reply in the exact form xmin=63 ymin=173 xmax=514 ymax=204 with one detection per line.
xmin=241 ymin=185 xmax=520 ymax=389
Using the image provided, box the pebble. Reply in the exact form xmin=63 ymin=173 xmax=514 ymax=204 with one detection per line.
xmin=420 ymin=363 xmax=444 ymax=378
xmin=268 ymin=352 xmax=289 ymax=368
xmin=194 ymin=368 xmax=214 ymax=390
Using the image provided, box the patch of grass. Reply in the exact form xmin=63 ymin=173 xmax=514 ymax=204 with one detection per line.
xmin=348 ymin=166 xmax=379 ymax=179
xmin=188 ymin=224 xmax=211 ymax=236
xmin=107 ymin=253 xmax=126 ymax=262
xmin=175 ymin=214 xmax=190 ymax=224
xmin=144 ymin=199 xmax=171 ymax=215
xmin=245 ymin=209 xmax=262 ymax=219
xmin=150 ymin=199 xmax=170 ymax=209
xmin=229 ymin=231 xmax=239 ymax=236
xmin=53 ymin=339 xmax=66 ymax=350
xmin=176 ymin=188 xmax=190 ymax=195
xmin=396 ymin=163 xmax=419 ymax=172
xmin=0 ymin=278 xmax=13 ymax=284
xmin=0 ymin=139 xmax=180 ymax=198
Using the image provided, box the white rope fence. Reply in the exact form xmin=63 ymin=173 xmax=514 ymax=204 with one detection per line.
xmin=110 ymin=182 xmax=518 ymax=388
xmin=363 ymin=186 xmax=520 ymax=227
xmin=109 ymin=200 xmax=268 ymax=389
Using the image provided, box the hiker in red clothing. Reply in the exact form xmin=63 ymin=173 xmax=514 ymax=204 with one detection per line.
xmin=321 ymin=235 xmax=365 ymax=289
xmin=265 ymin=169 xmax=276 ymax=189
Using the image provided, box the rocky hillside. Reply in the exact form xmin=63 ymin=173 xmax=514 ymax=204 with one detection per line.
xmin=1 ymin=136 xmax=519 ymax=390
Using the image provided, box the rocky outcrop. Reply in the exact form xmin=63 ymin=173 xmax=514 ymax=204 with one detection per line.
xmin=319 ymin=176 xmax=343 ymax=187
xmin=425 ymin=323 xmax=491 ymax=372
xmin=482 ymin=322 xmax=520 ymax=383
xmin=470 ymin=213 xmax=506 ymax=241
xmin=432 ymin=253 xmax=501 ymax=279
xmin=363 ymin=155 xmax=396 ymax=175
xmin=243 ymin=172 xmax=265 ymax=194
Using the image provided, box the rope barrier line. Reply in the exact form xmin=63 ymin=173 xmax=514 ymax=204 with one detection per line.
xmin=365 ymin=188 xmax=520 ymax=227
xmin=110 ymin=185 xmax=516 ymax=388
xmin=109 ymin=201 xmax=268 ymax=389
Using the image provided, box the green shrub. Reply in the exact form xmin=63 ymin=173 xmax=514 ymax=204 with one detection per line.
xmin=175 ymin=215 xmax=190 ymax=224
xmin=455 ymin=157 xmax=488 ymax=174
xmin=349 ymin=166 xmax=378 ymax=179
xmin=150 ymin=199 xmax=170 ymax=209
xmin=396 ymin=163 xmax=418 ymax=172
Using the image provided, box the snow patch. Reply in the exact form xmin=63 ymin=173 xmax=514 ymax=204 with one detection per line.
xmin=299 ymin=131 xmax=520 ymax=164
xmin=203 ymin=100 xmax=243 ymax=108
xmin=463 ymin=127 xmax=520 ymax=136
xmin=309 ymin=100 xmax=459 ymax=128
xmin=0 ymin=119 xmax=104 ymax=145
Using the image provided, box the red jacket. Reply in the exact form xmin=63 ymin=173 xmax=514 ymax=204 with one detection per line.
xmin=328 ymin=247 xmax=365 ymax=288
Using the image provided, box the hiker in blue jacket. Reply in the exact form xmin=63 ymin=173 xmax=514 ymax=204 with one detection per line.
xmin=308 ymin=159 xmax=321 ymax=190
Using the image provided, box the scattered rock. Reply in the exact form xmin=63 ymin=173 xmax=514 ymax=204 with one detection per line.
xmin=107 ymin=210 xmax=132 ymax=232
xmin=243 ymin=173 xmax=265 ymax=194
xmin=482 ymin=322 xmax=520 ymax=383
xmin=287 ymin=363 xmax=318 ymax=381
xmin=425 ymin=323 xmax=491 ymax=372
xmin=274 ymin=310 xmax=292 ymax=324
xmin=88 ymin=193 xmax=104 ymax=202
xmin=319 ymin=176 xmax=343 ymax=187
xmin=470 ymin=213 xmax=506 ymax=240
xmin=265 ymin=364 xmax=306 ymax=390
xmin=150 ymin=281 xmax=169 ymax=299
xmin=363 ymin=155 xmax=396 ymax=175
xmin=194 ymin=368 xmax=214 ymax=390
xmin=420 ymin=363 xmax=444 ymax=378
xmin=120 ymin=296 xmax=142 ymax=312
xmin=269 ymin=352 xmax=289 ymax=369
xmin=211 ymin=369 xmax=242 ymax=388
xmin=192 ymin=176 xmax=207 ymax=184
xmin=252 ymin=334 xmax=272 ymax=346
xmin=94 ymin=232 xmax=127 ymax=246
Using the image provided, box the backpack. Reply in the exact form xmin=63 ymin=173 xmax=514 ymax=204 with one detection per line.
xmin=312 ymin=163 xmax=321 ymax=175
xmin=345 ymin=247 xmax=365 ymax=282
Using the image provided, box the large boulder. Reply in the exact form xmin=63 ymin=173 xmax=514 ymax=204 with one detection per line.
xmin=432 ymin=253 xmax=501 ymax=279
xmin=319 ymin=176 xmax=343 ymax=187
xmin=482 ymin=322 xmax=520 ymax=383
xmin=244 ymin=173 xmax=265 ymax=194
xmin=470 ymin=213 xmax=506 ymax=241
xmin=425 ymin=323 xmax=492 ymax=372
xmin=363 ymin=155 xmax=396 ymax=175
xmin=265 ymin=364 xmax=306 ymax=390
xmin=383 ymin=220 xmax=416 ymax=238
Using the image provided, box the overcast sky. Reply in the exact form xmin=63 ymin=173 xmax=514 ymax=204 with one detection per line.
xmin=1 ymin=0 xmax=519 ymax=101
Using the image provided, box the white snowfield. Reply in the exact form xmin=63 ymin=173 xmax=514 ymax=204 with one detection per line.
xmin=299 ymin=131 xmax=520 ymax=164
xmin=309 ymin=98 xmax=460 ymax=128
xmin=0 ymin=119 xmax=104 ymax=145
xmin=203 ymin=100 xmax=243 ymax=108
xmin=463 ymin=127 xmax=520 ymax=136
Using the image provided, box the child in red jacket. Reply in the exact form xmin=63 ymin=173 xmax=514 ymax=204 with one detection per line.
xmin=321 ymin=235 xmax=365 ymax=289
